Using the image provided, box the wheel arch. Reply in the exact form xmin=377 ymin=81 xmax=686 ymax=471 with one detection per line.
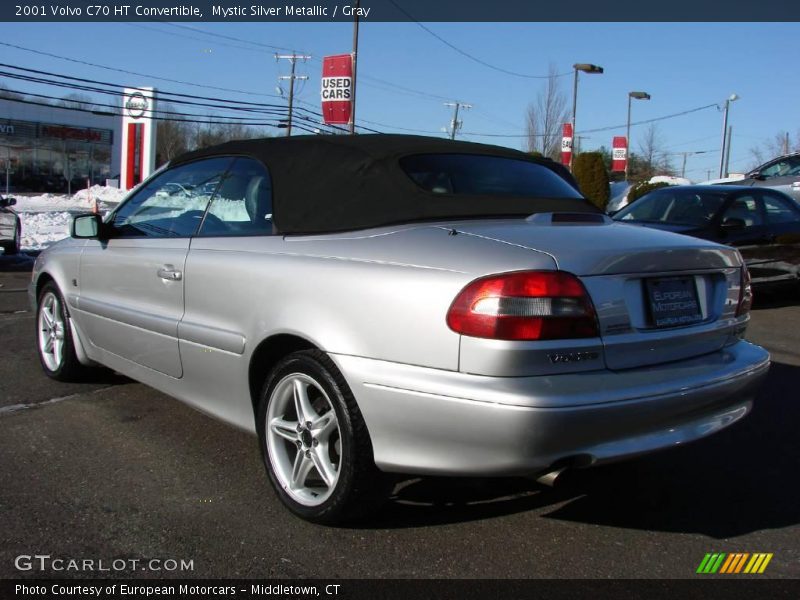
xmin=248 ymin=333 xmax=319 ymax=417
xmin=34 ymin=271 xmax=56 ymax=300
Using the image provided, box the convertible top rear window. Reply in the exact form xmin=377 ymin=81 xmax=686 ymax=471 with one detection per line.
xmin=401 ymin=154 xmax=583 ymax=199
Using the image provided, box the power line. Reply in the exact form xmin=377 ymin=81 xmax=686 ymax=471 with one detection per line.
xmin=0 ymin=63 xmax=295 ymax=112
xmin=385 ymin=0 xmax=570 ymax=80
xmin=124 ymin=22 xmax=285 ymax=55
xmin=0 ymin=85 xmax=287 ymax=124
xmin=0 ymin=94 xmax=284 ymax=128
xmin=458 ymin=103 xmax=720 ymax=138
xmin=0 ymin=69 xmax=289 ymax=118
xmin=159 ymin=21 xmax=307 ymax=54
xmin=0 ymin=41 xmax=282 ymax=99
xmin=152 ymin=21 xmax=458 ymax=102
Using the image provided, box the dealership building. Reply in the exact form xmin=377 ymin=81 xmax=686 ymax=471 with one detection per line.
xmin=1 ymin=96 xmax=122 ymax=193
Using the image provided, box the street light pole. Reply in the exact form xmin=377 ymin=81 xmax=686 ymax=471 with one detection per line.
xmin=718 ymin=93 xmax=739 ymax=178
xmin=625 ymin=91 xmax=650 ymax=181
xmin=570 ymin=63 xmax=604 ymax=171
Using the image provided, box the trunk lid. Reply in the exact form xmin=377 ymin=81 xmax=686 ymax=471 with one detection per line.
xmin=450 ymin=215 xmax=745 ymax=370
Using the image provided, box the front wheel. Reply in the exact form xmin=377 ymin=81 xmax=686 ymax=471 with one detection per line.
xmin=36 ymin=282 xmax=90 ymax=381
xmin=257 ymin=350 xmax=387 ymax=524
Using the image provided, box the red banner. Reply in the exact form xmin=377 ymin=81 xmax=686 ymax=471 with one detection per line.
xmin=321 ymin=54 xmax=353 ymax=125
xmin=561 ymin=123 xmax=573 ymax=166
xmin=612 ymin=136 xmax=627 ymax=172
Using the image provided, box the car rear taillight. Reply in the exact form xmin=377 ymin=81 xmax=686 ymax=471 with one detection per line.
xmin=446 ymin=270 xmax=599 ymax=341
xmin=736 ymin=265 xmax=752 ymax=317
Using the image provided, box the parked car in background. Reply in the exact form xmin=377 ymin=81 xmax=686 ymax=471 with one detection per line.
xmin=30 ymin=135 xmax=768 ymax=523
xmin=606 ymin=181 xmax=633 ymax=213
xmin=613 ymin=185 xmax=800 ymax=286
xmin=0 ymin=195 xmax=21 ymax=255
xmin=720 ymin=153 xmax=800 ymax=202
xmin=606 ymin=176 xmax=691 ymax=214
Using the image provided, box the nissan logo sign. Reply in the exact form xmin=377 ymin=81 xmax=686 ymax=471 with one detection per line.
xmin=125 ymin=92 xmax=149 ymax=119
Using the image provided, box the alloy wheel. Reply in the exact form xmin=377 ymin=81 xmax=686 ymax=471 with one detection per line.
xmin=38 ymin=292 xmax=65 ymax=372
xmin=266 ymin=373 xmax=343 ymax=506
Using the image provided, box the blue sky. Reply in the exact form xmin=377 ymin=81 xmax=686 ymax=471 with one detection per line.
xmin=1 ymin=21 xmax=797 ymax=180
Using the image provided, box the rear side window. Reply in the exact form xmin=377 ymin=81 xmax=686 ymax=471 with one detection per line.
xmin=400 ymin=154 xmax=583 ymax=199
xmin=762 ymin=192 xmax=800 ymax=224
xmin=198 ymin=157 xmax=273 ymax=237
xmin=616 ymin=189 xmax=727 ymax=226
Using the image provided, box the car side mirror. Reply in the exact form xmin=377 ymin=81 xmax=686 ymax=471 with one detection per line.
xmin=71 ymin=214 xmax=104 ymax=239
xmin=721 ymin=217 xmax=746 ymax=231
xmin=0 ymin=197 xmax=16 ymax=207
xmin=747 ymin=171 xmax=765 ymax=181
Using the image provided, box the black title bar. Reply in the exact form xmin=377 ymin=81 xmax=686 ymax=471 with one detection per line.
xmin=4 ymin=0 xmax=800 ymax=22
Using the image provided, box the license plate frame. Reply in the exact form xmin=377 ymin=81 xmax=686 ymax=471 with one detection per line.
xmin=644 ymin=276 xmax=703 ymax=328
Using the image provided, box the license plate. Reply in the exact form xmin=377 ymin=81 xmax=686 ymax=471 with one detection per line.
xmin=645 ymin=277 xmax=703 ymax=328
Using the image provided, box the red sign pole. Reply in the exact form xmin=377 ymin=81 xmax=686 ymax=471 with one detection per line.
xmin=561 ymin=123 xmax=573 ymax=167
xmin=321 ymin=54 xmax=354 ymax=126
xmin=612 ymin=136 xmax=627 ymax=172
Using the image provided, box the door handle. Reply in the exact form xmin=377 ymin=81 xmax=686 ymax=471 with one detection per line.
xmin=791 ymin=181 xmax=800 ymax=188
xmin=157 ymin=265 xmax=183 ymax=281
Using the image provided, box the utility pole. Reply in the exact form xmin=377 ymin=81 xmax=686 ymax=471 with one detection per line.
xmin=574 ymin=135 xmax=590 ymax=156
xmin=673 ymin=150 xmax=709 ymax=178
xmin=785 ymin=132 xmax=790 ymax=155
xmin=444 ymin=101 xmax=472 ymax=139
xmin=349 ymin=0 xmax=360 ymax=135
xmin=275 ymin=53 xmax=310 ymax=137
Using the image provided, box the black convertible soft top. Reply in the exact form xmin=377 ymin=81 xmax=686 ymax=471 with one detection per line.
xmin=171 ymin=134 xmax=597 ymax=234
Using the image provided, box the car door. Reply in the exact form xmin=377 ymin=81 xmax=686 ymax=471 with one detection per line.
xmin=76 ymin=157 xmax=233 ymax=378
xmin=757 ymin=190 xmax=800 ymax=281
xmin=716 ymin=193 xmax=772 ymax=282
xmin=175 ymin=157 xmax=277 ymax=426
xmin=751 ymin=156 xmax=800 ymax=201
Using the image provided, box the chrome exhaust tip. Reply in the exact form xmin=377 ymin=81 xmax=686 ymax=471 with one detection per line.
xmin=536 ymin=467 xmax=567 ymax=487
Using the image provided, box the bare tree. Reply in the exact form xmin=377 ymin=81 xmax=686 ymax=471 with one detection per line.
xmin=155 ymin=103 xmax=191 ymax=166
xmin=636 ymin=123 xmax=674 ymax=179
xmin=525 ymin=64 xmax=569 ymax=160
xmin=190 ymin=121 xmax=267 ymax=151
xmin=749 ymin=130 xmax=800 ymax=168
xmin=57 ymin=93 xmax=95 ymax=111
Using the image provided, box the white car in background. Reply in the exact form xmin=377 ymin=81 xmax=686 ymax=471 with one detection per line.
xmin=0 ymin=195 xmax=21 ymax=255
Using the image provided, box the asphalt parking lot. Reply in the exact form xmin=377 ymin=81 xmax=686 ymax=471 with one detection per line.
xmin=1 ymin=252 xmax=798 ymax=580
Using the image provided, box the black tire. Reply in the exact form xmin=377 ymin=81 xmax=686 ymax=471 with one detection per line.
xmin=257 ymin=349 xmax=388 ymax=524
xmin=36 ymin=281 xmax=91 ymax=382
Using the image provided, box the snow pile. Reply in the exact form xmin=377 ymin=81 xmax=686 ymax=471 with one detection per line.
xmin=15 ymin=185 xmax=127 ymax=213
xmin=72 ymin=185 xmax=128 ymax=205
xmin=16 ymin=185 xmax=127 ymax=250
xmin=20 ymin=212 xmax=73 ymax=251
xmin=17 ymin=187 xmax=251 ymax=250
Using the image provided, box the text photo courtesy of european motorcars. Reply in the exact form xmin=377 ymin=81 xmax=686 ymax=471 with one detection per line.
xmin=31 ymin=135 xmax=769 ymax=524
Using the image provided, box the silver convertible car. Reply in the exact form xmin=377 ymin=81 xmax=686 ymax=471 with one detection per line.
xmin=30 ymin=135 xmax=769 ymax=523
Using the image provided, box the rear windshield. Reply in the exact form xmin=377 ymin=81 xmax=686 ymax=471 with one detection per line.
xmin=400 ymin=154 xmax=583 ymax=199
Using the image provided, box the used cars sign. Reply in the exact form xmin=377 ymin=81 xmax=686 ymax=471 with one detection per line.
xmin=321 ymin=54 xmax=353 ymax=125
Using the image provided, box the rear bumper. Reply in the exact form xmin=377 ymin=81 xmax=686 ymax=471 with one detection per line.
xmin=331 ymin=341 xmax=770 ymax=476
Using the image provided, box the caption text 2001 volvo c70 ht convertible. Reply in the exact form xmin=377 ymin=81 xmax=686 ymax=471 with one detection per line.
xmin=30 ymin=135 xmax=769 ymax=523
